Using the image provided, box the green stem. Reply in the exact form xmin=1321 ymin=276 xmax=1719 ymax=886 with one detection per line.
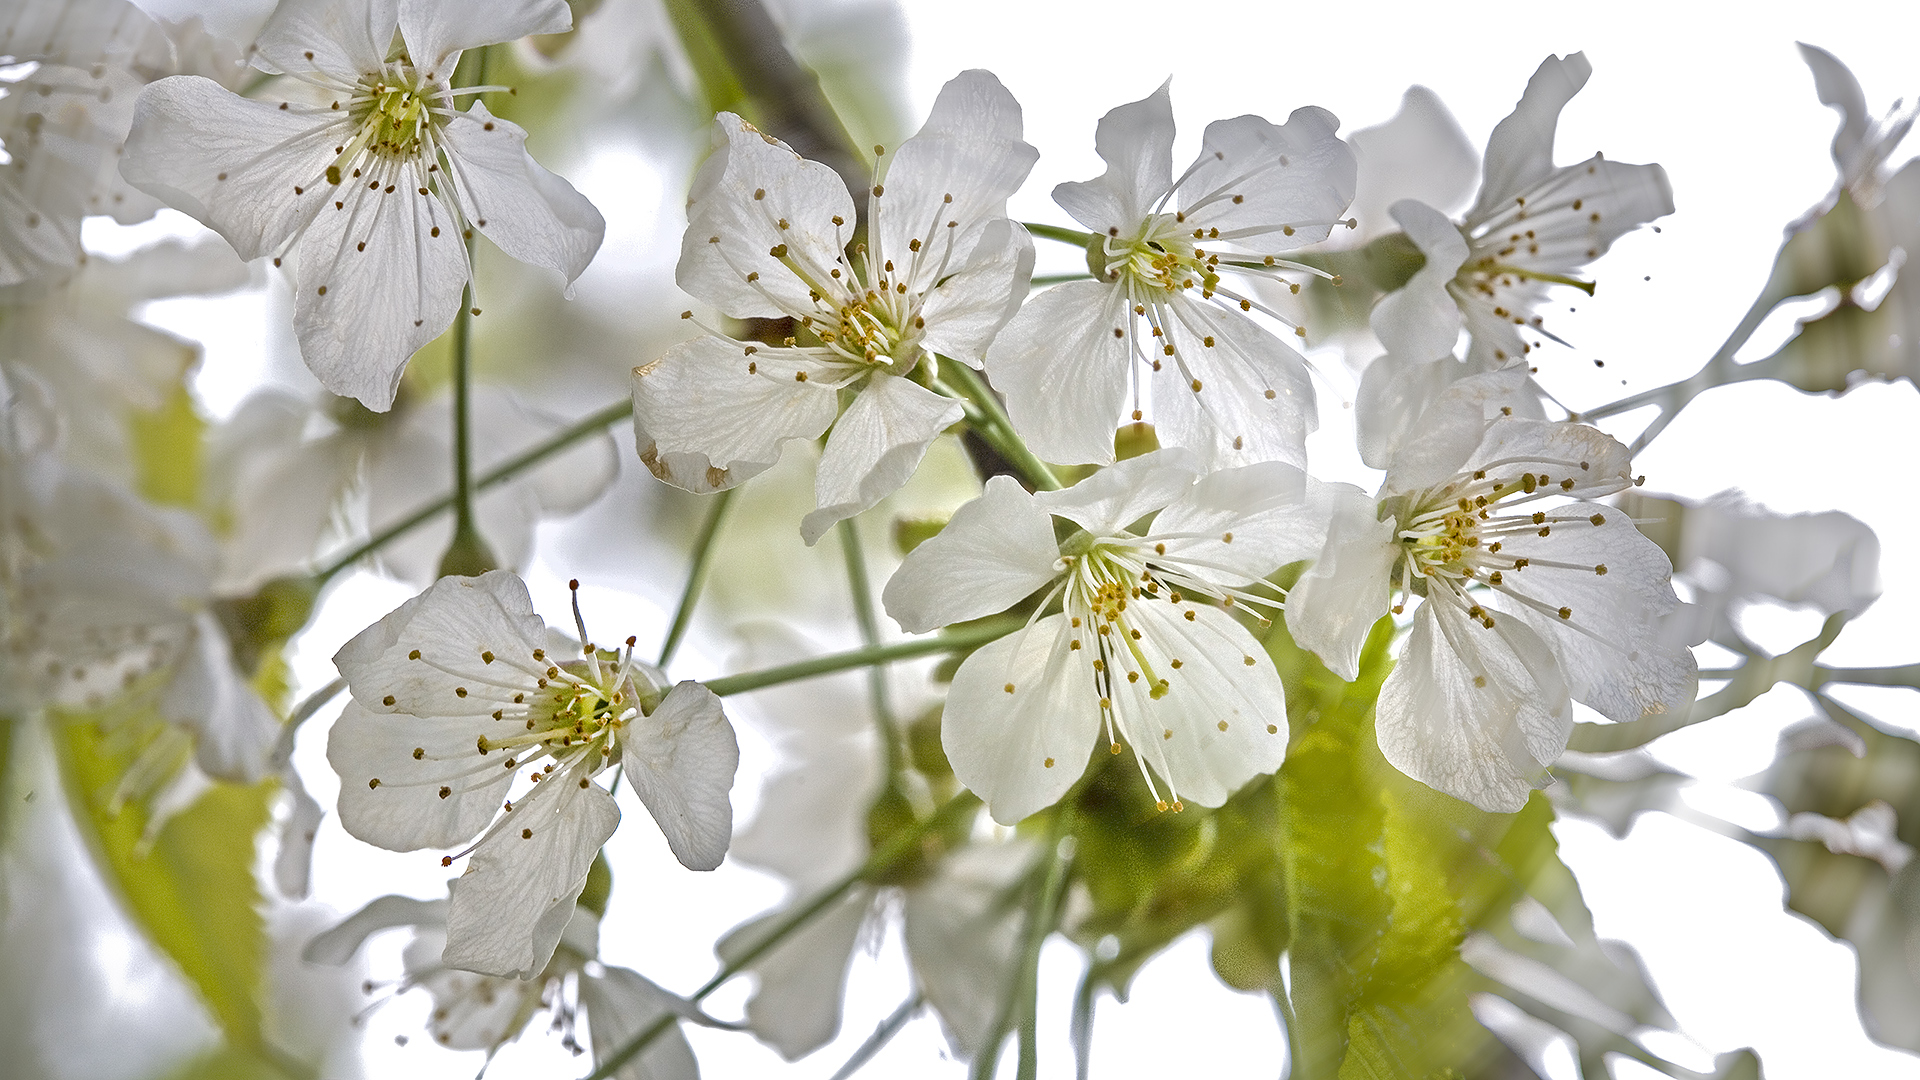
xmin=838 ymin=517 xmax=903 ymax=770
xmin=942 ymin=362 xmax=1062 ymax=491
xmin=313 ymin=399 xmax=633 ymax=583
xmin=1024 ymin=223 xmax=1094 ymax=248
xmin=827 ymin=992 xmax=924 ymax=1080
xmin=435 ymin=283 xmax=498 ymax=577
xmin=1029 ymin=272 xmax=1093 ymax=286
xmin=1271 ymin=977 xmax=1304 ymax=1080
xmin=1016 ymin=824 xmax=1073 ymax=1080
xmin=973 ymin=813 xmax=1073 ymax=1080
xmin=657 ymin=488 xmax=738 ymax=667
xmin=581 ymin=793 xmax=980 ymax=1080
xmin=703 ymin=617 xmax=1022 ymax=697
xmin=1814 ymin=663 xmax=1920 ymax=689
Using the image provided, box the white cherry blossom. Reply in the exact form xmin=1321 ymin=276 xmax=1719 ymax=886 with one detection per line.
xmin=305 ymin=894 xmax=699 ymax=1079
xmin=884 ymin=449 xmax=1336 ymax=824
xmin=328 ymin=570 xmax=738 ymax=978
xmin=632 ymin=69 xmax=1036 ymax=544
xmin=1369 ymin=54 xmax=1673 ymax=368
xmin=119 ymin=0 xmax=604 ymax=409
xmin=985 ymin=84 xmax=1357 ymax=469
xmin=1287 ymin=368 xmax=1696 ymax=812
xmin=210 ymin=384 xmax=616 ymax=591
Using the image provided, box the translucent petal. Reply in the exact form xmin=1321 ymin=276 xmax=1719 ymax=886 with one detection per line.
xmin=333 ymin=570 xmax=549 ymax=715
xmin=441 ymin=103 xmax=604 ymax=285
xmin=253 ymin=0 xmax=393 ymax=79
xmin=1053 ymin=82 xmax=1174 ymax=234
xmin=1034 ymin=446 xmax=1201 ymax=535
xmin=1284 ymin=487 xmax=1398 ymax=682
xmin=1176 ymin=106 xmax=1357 ymax=247
xmin=581 ymin=966 xmax=701 ymax=1080
xmin=1370 ymin=199 xmax=1468 ymax=363
xmin=986 ymin=280 xmax=1132 ymax=466
xmin=1147 ymin=293 xmax=1314 ymax=469
xmin=801 ymin=373 xmax=964 ymax=545
xmin=943 ymin=615 xmax=1103 ymax=825
xmin=884 ymin=474 xmax=1059 ymax=634
xmin=326 ymin=699 xmax=513 ymax=851
xmin=632 ymin=336 xmax=842 ymax=494
xmin=399 ymin=0 xmax=571 ymax=81
xmin=623 ymin=681 xmax=738 ymax=871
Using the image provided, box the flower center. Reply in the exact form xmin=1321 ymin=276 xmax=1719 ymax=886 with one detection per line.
xmin=350 ymin=64 xmax=438 ymax=160
xmin=1101 ymin=216 xmax=1221 ymax=297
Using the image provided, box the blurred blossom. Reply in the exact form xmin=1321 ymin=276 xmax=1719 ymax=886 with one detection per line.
xmin=886 ymin=450 xmax=1330 ymax=824
xmin=327 ymin=571 xmax=738 ymax=978
xmin=306 ymin=893 xmax=700 ymax=1078
xmin=2 ymin=424 xmax=278 ymax=786
xmin=634 ymin=69 xmax=1036 ymax=544
xmin=0 ymin=0 xmax=255 ymax=288
xmin=722 ymin=650 xmax=1031 ymax=1061
xmin=1621 ymin=489 xmax=1881 ymax=653
xmin=1340 ymin=85 xmax=1478 ymax=244
xmin=1798 ymin=42 xmax=1916 ymax=209
xmin=209 ymin=383 xmax=616 ymax=591
xmin=986 ymin=83 xmax=1356 ymax=469
xmin=0 ymin=237 xmax=248 ymax=479
xmin=1289 ymin=367 xmax=1693 ymax=811
xmin=120 ymin=0 xmax=605 ymax=408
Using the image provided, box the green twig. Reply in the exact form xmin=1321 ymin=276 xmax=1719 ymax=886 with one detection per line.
xmin=703 ymin=617 xmax=1022 ymax=698
xmin=839 ymin=517 xmax=902 ymax=769
xmin=657 ymin=488 xmax=738 ymax=667
xmin=312 ymin=399 xmax=632 ymax=583
xmin=941 ymin=363 xmax=1062 ymax=491
xmin=1024 ymin=223 xmax=1094 ymax=248
xmin=827 ymin=992 xmax=924 ymax=1080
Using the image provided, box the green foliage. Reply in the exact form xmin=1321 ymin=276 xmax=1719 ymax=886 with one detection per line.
xmin=57 ymin=715 xmax=275 ymax=1058
xmin=128 ymin=381 xmax=206 ymax=510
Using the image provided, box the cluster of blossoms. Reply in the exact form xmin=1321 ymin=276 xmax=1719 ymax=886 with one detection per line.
xmin=18 ymin=1 xmax=1920 ymax=1076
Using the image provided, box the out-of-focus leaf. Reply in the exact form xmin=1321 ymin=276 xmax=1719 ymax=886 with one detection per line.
xmin=1767 ymin=191 xmax=1889 ymax=303
xmin=160 ymin=1042 xmax=301 ymax=1080
xmin=58 ymin=713 xmax=274 ymax=1055
xmin=129 ymin=381 xmax=205 ymax=510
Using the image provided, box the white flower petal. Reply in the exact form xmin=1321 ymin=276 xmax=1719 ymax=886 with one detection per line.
xmin=1177 ymin=106 xmax=1357 ymax=246
xmin=399 ymin=0 xmax=571 ymax=81
xmin=986 ymin=280 xmax=1133 ymax=466
xmin=1469 ymin=53 xmax=1592 ymax=223
xmin=1376 ymin=601 xmax=1571 ymax=813
xmin=801 ymin=374 xmax=964 ymax=545
xmin=944 ymin=615 xmax=1104 ymax=825
xmin=1147 ymin=295 xmax=1315 ymax=469
xmin=884 ymin=473 xmax=1059 ymax=634
xmin=440 ymin=104 xmax=605 ymax=285
xmin=1454 ymin=418 xmax=1634 ymax=501
xmin=1346 ymin=86 xmax=1479 ymax=238
xmin=877 ymin=69 xmax=1038 ymax=283
xmin=333 ymin=570 xmax=548 ymax=714
xmin=253 ymin=0 xmax=394 ymax=78
xmin=1033 ymin=446 xmax=1201 ymax=535
xmin=302 ymin=895 xmax=448 ymax=965
xmin=1284 ymin=487 xmax=1398 ymax=682
xmin=677 ymin=113 xmax=857 ymax=320
xmin=717 ymin=889 xmax=869 ymax=1060
xmin=1380 ymin=367 xmax=1549 ymax=495
xmin=904 ymin=841 xmax=1035 ymax=1058
xmin=160 ymin=613 xmax=280 ymax=783
xmin=327 ymin=698 xmax=515 ymax=851
xmin=1111 ymin=601 xmax=1289 ymax=808
xmin=581 ymin=966 xmax=701 ymax=1080
xmin=1491 ymin=503 xmax=1695 ymax=723
xmin=120 ymin=76 xmax=333 ymax=261
xmin=1153 ymin=462 xmax=1343 ymax=585
xmin=443 ymin=778 xmax=620 ymax=978
xmin=623 ymin=681 xmax=738 ymax=872
xmin=914 ymin=217 xmax=1034 ymax=367
xmin=1370 ymin=199 xmax=1468 ymax=362
xmin=1052 ymin=82 xmax=1174 ymax=234
xmin=631 ymin=336 xmax=841 ymax=494
xmin=290 ymin=158 xmax=471 ymax=409
xmin=1355 ymin=352 xmax=1466 ymax=472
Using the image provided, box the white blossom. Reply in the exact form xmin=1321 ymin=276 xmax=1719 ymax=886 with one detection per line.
xmin=328 ymin=570 xmax=738 ymax=978
xmin=305 ymin=894 xmax=699 ymax=1078
xmin=1797 ymin=43 xmax=1915 ymax=207
xmin=884 ymin=449 xmax=1334 ymax=824
xmin=632 ymin=69 xmax=1036 ymax=544
xmin=985 ymin=83 xmax=1356 ymax=469
xmin=119 ymin=0 xmax=605 ymax=409
xmin=210 ymin=384 xmax=616 ymax=591
xmin=1368 ymin=54 xmax=1673 ymax=369
xmin=1287 ymin=368 xmax=1696 ymax=811
xmin=719 ymin=652 xmax=1031 ymax=1060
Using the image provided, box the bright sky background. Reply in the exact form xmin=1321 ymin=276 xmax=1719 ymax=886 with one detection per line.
xmin=55 ymin=1 xmax=1920 ymax=1078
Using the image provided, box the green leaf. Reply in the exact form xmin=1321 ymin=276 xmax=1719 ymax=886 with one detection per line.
xmin=57 ymin=714 xmax=274 ymax=1054
xmin=128 ymin=381 xmax=206 ymax=510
